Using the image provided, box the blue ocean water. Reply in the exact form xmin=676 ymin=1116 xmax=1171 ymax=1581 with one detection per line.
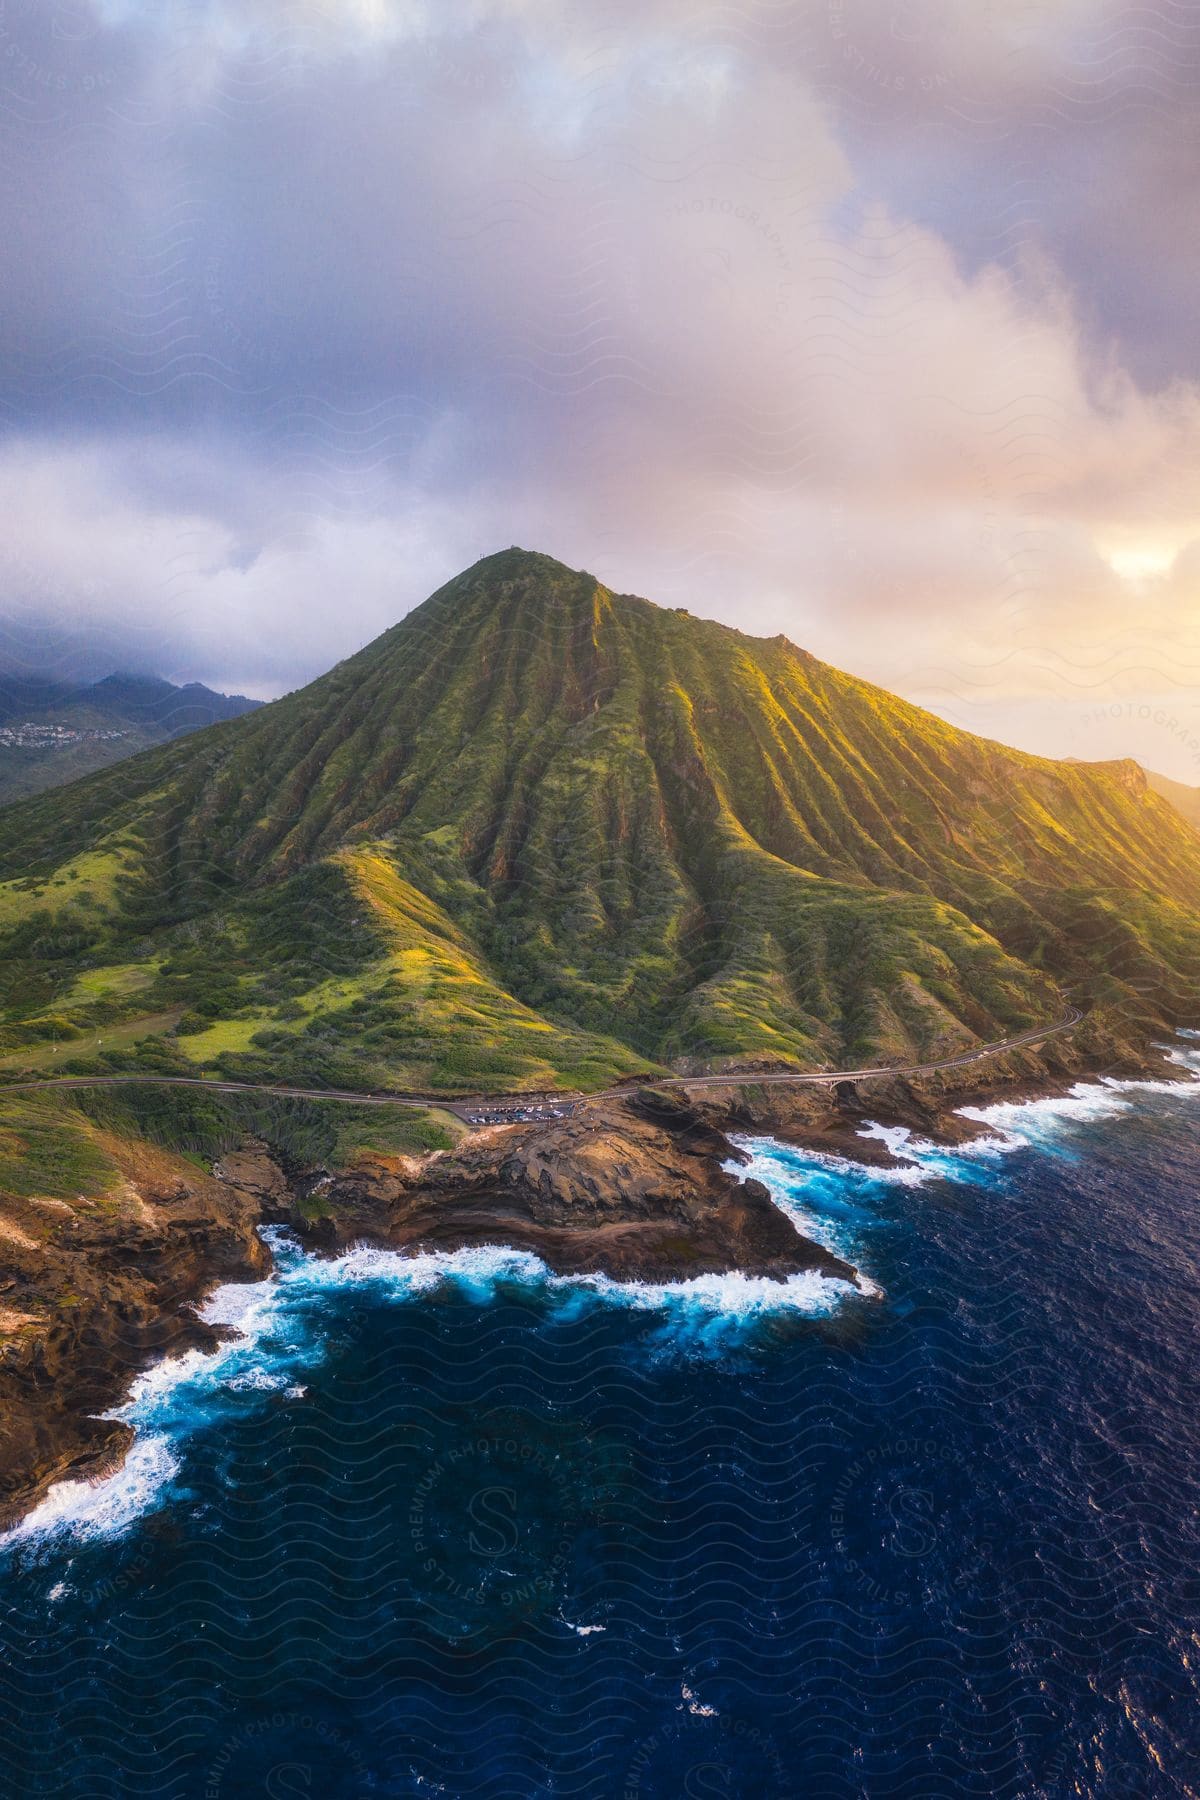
xmin=3 ymin=1056 xmax=1200 ymax=1797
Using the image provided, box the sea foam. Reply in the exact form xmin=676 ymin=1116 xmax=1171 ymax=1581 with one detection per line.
xmin=10 ymin=1033 xmax=1198 ymax=1555
xmin=956 ymin=1048 xmax=1200 ymax=1151
xmin=0 ymin=1227 xmax=860 ymax=1554
xmin=0 ymin=1436 xmax=181 ymax=1550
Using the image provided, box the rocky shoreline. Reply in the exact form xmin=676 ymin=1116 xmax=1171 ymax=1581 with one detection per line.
xmin=0 ymin=1158 xmax=269 ymax=1536
xmin=0 ymin=1025 xmax=1186 ymax=1535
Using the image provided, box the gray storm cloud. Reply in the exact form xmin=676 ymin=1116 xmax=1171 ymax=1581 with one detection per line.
xmin=0 ymin=0 xmax=1197 ymax=770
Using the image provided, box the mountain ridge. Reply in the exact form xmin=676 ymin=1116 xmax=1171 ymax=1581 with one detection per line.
xmin=0 ymin=548 xmax=1198 ymax=1098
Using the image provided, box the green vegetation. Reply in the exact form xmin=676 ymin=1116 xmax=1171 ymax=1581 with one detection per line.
xmin=0 ymin=1093 xmax=118 ymax=1200
xmin=0 ymin=547 xmax=1198 ymax=1109
xmin=68 ymin=1084 xmax=461 ymax=1170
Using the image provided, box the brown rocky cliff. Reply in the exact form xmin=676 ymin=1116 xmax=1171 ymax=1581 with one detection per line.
xmin=681 ymin=1006 xmax=1180 ymax=1153
xmin=279 ymin=1094 xmax=856 ymax=1283
xmin=0 ymin=1094 xmax=862 ymax=1533
xmin=0 ymin=1146 xmax=269 ymax=1531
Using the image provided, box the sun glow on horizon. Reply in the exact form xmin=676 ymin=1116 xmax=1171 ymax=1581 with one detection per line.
xmin=1098 ymin=535 xmax=1189 ymax=584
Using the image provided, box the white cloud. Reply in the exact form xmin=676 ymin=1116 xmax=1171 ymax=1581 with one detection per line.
xmin=1 ymin=0 xmax=1198 ymax=773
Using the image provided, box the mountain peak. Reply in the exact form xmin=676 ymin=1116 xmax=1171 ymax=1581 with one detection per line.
xmin=423 ymin=550 xmax=807 ymax=662
xmin=3 ymin=552 xmax=1200 ymax=1099
xmin=442 ymin=546 xmax=603 ymax=609
xmin=465 ymin=546 xmax=585 ymax=581
xmin=392 ymin=546 xmax=611 ymax=654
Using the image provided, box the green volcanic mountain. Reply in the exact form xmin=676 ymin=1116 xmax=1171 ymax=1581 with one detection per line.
xmin=1 ymin=547 xmax=1199 ymax=1095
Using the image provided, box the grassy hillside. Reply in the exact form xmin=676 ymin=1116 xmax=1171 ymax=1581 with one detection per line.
xmin=1 ymin=549 xmax=1198 ymax=1094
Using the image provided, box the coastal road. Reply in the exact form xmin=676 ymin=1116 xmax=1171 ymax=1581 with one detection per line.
xmin=0 ymin=1008 xmax=1083 ymax=1118
xmin=652 ymin=1007 xmax=1085 ymax=1091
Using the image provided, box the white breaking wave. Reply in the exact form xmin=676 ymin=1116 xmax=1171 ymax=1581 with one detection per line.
xmin=10 ymin=1032 xmax=1197 ymax=1556
xmin=957 ymin=1047 xmax=1200 ymax=1150
xmin=0 ymin=1227 xmax=859 ymax=1554
xmin=1 ymin=1436 xmax=181 ymax=1550
xmin=846 ymin=1036 xmax=1200 ymax=1164
xmin=726 ymin=1133 xmax=908 ymax=1274
xmin=959 ymin=1084 xmax=1135 ymax=1142
xmin=726 ymin=1028 xmax=1200 ymax=1268
xmin=855 ymin=1121 xmax=1018 ymax=1164
xmin=733 ymin=1131 xmax=928 ymax=1189
xmin=270 ymin=1236 xmax=859 ymax=1317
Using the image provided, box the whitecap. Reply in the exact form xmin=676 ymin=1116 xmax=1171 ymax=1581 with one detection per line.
xmin=225 ymin=1367 xmax=293 ymax=1393
xmin=563 ymin=1262 xmax=858 ymax=1319
xmin=725 ymin=1133 xmax=911 ymax=1274
xmin=856 ymin=1122 xmax=919 ymax=1162
xmin=0 ymin=1259 xmax=325 ymax=1553
xmin=956 ymin=1081 xmax=1135 ymax=1148
xmin=681 ymin=1682 xmax=719 ymax=1717
xmin=268 ymin=1238 xmax=862 ymax=1333
xmin=855 ymin=1121 xmax=1017 ymax=1165
xmin=734 ymin=1131 xmax=928 ymax=1189
xmin=1 ymin=1225 xmax=862 ymax=1552
xmin=0 ymin=1435 xmax=181 ymax=1551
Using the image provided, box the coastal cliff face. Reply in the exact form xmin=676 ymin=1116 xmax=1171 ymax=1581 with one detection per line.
xmin=0 ymin=1092 xmax=857 ymax=1530
xmin=2 ymin=1004 xmax=1177 ymax=1533
xmin=683 ymin=1004 xmax=1173 ymax=1154
xmin=0 ymin=1141 xmax=268 ymax=1529
xmin=268 ymin=1093 xmax=853 ymax=1283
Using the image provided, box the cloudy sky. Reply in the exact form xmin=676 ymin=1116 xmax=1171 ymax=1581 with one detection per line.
xmin=1 ymin=0 xmax=1198 ymax=776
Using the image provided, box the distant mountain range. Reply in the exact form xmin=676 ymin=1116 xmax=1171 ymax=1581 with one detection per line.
xmin=0 ymin=672 xmax=261 ymax=805
xmin=0 ymin=548 xmax=1198 ymax=1096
